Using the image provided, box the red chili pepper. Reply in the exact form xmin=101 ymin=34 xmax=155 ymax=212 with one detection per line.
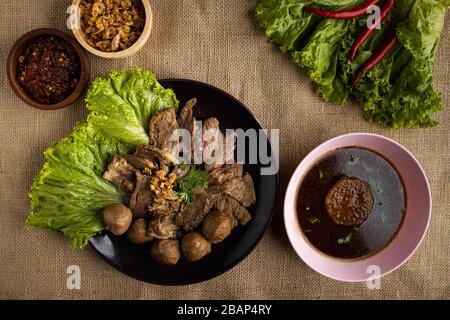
xmin=349 ymin=0 xmax=395 ymax=61
xmin=352 ymin=34 xmax=398 ymax=85
xmin=303 ymin=0 xmax=381 ymax=19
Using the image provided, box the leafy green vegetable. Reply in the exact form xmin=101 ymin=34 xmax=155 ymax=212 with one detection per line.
xmin=350 ymin=155 xmax=360 ymax=164
xmin=319 ymin=169 xmax=324 ymax=179
xmin=176 ymin=166 xmax=209 ymax=204
xmin=337 ymin=231 xmax=353 ymax=244
xmin=307 ymin=215 xmax=320 ymax=224
xmin=26 ymin=123 xmax=133 ymax=248
xmin=26 ymin=69 xmax=178 ymax=248
xmin=86 ymin=68 xmax=179 ymax=144
xmin=256 ymin=0 xmax=450 ymax=128
xmin=337 ymin=227 xmax=359 ymax=244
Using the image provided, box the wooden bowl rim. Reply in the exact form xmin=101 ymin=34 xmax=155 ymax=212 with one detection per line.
xmin=6 ymin=28 xmax=91 ymax=110
xmin=70 ymin=0 xmax=153 ymax=59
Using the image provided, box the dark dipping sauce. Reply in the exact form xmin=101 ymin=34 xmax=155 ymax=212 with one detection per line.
xmin=16 ymin=35 xmax=81 ymax=105
xmin=297 ymin=147 xmax=406 ymax=259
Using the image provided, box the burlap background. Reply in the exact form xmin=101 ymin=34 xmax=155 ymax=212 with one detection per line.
xmin=0 ymin=0 xmax=449 ymax=300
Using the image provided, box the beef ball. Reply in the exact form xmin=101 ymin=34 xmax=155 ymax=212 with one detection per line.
xmin=127 ymin=219 xmax=154 ymax=244
xmin=325 ymin=177 xmax=374 ymax=226
xmin=202 ymin=211 xmax=235 ymax=243
xmin=103 ymin=204 xmax=133 ymax=235
xmin=181 ymin=232 xmax=211 ymax=261
xmin=151 ymin=239 xmax=181 ymax=265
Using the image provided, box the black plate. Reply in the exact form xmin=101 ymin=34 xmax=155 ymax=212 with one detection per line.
xmin=90 ymin=79 xmax=278 ymax=285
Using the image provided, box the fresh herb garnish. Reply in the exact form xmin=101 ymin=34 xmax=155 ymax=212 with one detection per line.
xmin=349 ymin=155 xmax=360 ymax=165
xmin=175 ymin=165 xmax=208 ymax=204
xmin=337 ymin=231 xmax=353 ymax=245
xmin=308 ymin=216 xmax=320 ymax=224
xmin=319 ymin=169 xmax=324 ymax=180
xmin=304 ymin=229 xmax=312 ymax=233
xmin=337 ymin=227 xmax=359 ymax=244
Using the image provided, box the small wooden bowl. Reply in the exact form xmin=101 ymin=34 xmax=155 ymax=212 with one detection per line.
xmin=70 ymin=0 xmax=153 ymax=59
xmin=7 ymin=28 xmax=91 ymax=110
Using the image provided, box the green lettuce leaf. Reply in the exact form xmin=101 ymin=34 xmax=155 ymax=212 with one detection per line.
xmin=353 ymin=0 xmax=449 ymax=128
xmin=86 ymin=68 xmax=179 ymax=144
xmin=26 ymin=69 xmax=177 ymax=248
xmin=292 ymin=18 xmax=357 ymax=105
xmin=256 ymin=0 xmax=449 ymax=128
xmin=26 ymin=123 xmax=132 ymax=248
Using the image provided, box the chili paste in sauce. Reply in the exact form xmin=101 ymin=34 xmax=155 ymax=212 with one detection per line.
xmin=297 ymin=147 xmax=406 ymax=259
xmin=17 ymin=35 xmax=80 ymax=105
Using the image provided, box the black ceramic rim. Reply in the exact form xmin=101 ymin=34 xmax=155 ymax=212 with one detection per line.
xmin=89 ymin=79 xmax=279 ymax=285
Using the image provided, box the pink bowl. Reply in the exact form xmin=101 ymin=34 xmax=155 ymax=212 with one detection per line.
xmin=284 ymin=133 xmax=431 ymax=282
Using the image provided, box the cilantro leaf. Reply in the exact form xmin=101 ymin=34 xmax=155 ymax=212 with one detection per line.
xmin=175 ymin=165 xmax=208 ymax=204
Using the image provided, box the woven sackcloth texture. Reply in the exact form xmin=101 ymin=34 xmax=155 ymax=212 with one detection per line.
xmin=0 ymin=0 xmax=449 ymax=299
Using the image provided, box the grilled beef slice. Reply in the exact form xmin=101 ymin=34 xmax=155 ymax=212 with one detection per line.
xmin=222 ymin=173 xmax=256 ymax=207
xmin=205 ymin=131 xmax=236 ymax=171
xmin=147 ymin=215 xmax=179 ymax=239
xmin=124 ymin=154 xmax=155 ymax=172
xmin=177 ymin=98 xmax=196 ymax=134
xmin=214 ymin=195 xmax=251 ymax=226
xmin=149 ymin=108 xmax=179 ymax=152
xmin=208 ymin=163 xmax=243 ymax=185
xmin=177 ymin=98 xmax=199 ymax=163
xmin=102 ymin=155 xmax=135 ymax=192
xmin=175 ymin=188 xmax=222 ymax=232
xmin=149 ymin=197 xmax=181 ymax=217
xmin=129 ymin=171 xmax=154 ymax=218
xmin=202 ymin=117 xmax=220 ymax=154
xmin=134 ymin=144 xmax=177 ymax=165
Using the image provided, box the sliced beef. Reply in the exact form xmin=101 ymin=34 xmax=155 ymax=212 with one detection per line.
xmin=208 ymin=163 xmax=243 ymax=185
xmin=149 ymin=197 xmax=181 ymax=217
xmin=214 ymin=195 xmax=251 ymax=226
xmin=147 ymin=215 xmax=179 ymax=239
xmin=124 ymin=154 xmax=156 ymax=172
xmin=175 ymin=188 xmax=221 ymax=232
xmin=222 ymin=173 xmax=256 ymax=207
xmin=148 ymin=108 xmax=179 ymax=152
xmin=135 ymin=144 xmax=177 ymax=165
xmin=202 ymin=117 xmax=220 ymax=152
xmin=102 ymin=155 xmax=135 ymax=192
xmin=177 ymin=98 xmax=198 ymax=163
xmin=129 ymin=172 xmax=153 ymax=218
xmin=177 ymin=98 xmax=196 ymax=134
xmin=205 ymin=132 xmax=236 ymax=171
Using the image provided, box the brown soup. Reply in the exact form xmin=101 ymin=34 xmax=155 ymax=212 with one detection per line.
xmin=297 ymin=147 xmax=406 ymax=259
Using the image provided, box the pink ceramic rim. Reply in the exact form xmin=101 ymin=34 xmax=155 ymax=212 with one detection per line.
xmin=283 ymin=133 xmax=432 ymax=282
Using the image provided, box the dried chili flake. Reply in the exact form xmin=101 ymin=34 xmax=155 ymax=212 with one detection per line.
xmin=16 ymin=36 xmax=81 ymax=105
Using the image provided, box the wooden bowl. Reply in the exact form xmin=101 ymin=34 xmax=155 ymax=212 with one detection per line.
xmin=7 ymin=28 xmax=91 ymax=110
xmin=70 ymin=0 xmax=153 ymax=59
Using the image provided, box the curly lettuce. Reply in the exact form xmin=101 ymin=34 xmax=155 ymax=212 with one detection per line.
xmin=86 ymin=68 xmax=179 ymax=144
xmin=26 ymin=69 xmax=178 ymax=248
xmin=256 ymin=0 xmax=449 ymax=128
